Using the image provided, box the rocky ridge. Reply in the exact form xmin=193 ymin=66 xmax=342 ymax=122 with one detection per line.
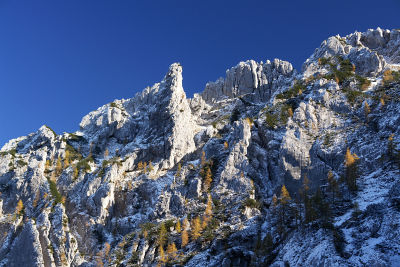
xmin=1 ymin=27 xmax=400 ymax=266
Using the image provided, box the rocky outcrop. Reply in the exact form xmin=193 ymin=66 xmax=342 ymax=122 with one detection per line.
xmin=202 ymin=59 xmax=294 ymax=103
xmin=1 ymin=28 xmax=400 ymax=267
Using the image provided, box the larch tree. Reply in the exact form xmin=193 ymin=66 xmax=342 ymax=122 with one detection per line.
xmin=16 ymin=199 xmax=24 ymax=217
xmin=175 ymin=220 xmax=181 ymax=233
xmin=280 ymin=185 xmax=291 ymax=205
xmin=200 ymin=151 xmax=206 ymax=167
xmin=158 ymin=245 xmax=167 ymax=266
xmin=204 ymin=167 xmax=212 ymax=191
xmin=158 ymin=222 xmax=167 ymax=247
xmin=181 ymin=229 xmax=189 ymax=248
xmin=364 ymin=101 xmax=370 ymax=120
xmin=344 ymin=147 xmax=359 ymax=192
xmin=137 ymin=161 xmax=143 ymax=171
xmin=55 ymin=156 xmax=63 ymax=177
xmin=191 ymin=217 xmax=202 ymax=240
xmin=64 ymin=150 xmax=70 ymax=167
xmin=175 ymin=163 xmax=182 ymax=178
xmin=166 ymin=242 xmax=177 ymax=261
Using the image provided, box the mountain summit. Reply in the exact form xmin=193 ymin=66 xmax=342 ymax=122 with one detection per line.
xmin=1 ymin=28 xmax=400 ymax=266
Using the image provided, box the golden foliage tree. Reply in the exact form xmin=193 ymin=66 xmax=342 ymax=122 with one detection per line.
xmin=204 ymin=168 xmax=212 ymax=191
xmin=205 ymin=194 xmax=213 ymax=218
xmin=166 ymin=242 xmax=177 ymax=261
xmin=104 ymin=148 xmax=109 ymax=158
xmin=158 ymin=245 xmax=167 ymax=266
xmin=272 ymin=194 xmax=278 ymax=207
xmin=345 ymin=147 xmax=359 ymax=191
xmin=64 ymin=150 xmax=70 ymax=168
xmin=175 ymin=163 xmax=182 ymax=178
xmin=191 ymin=217 xmax=202 ymax=240
xmin=200 ymin=151 xmax=206 ymax=167
xmin=181 ymin=229 xmax=189 ymax=248
xmin=175 ymin=220 xmax=181 ymax=233
xmin=364 ymin=101 xmax=370 ymax=119
xmin=137 ymin=161 xmax=143 ymax=170
xmin=158 ymin=222 xmax=167 ymax=247
xmin=55 ymin=156 xmax=63 ymax=177
xmin=280 ymin=185 xmax=291 ymax=205
xmin=224 ymin=141 xmax=229 ymax=149
xmin=16 ymin=199 xmax=24 ymax=217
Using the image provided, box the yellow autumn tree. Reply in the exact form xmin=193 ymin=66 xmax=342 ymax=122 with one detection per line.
xmin=16 ymin=199 xmax=24 ymax=217
xmin=205 ymin=194 xmax=213 ymax=218
xmin=181 ymin=229 xmax=189 ymax=248
xmin=345 ymin=147 xmax=359 ymax=191
xmin=364 ymin=101 xmax=370 ymax=119
xmin=166 ymin=242 xmax=177 ymax=261
xmin=204 ymin=168 xmax=212 ymax=191
xmin=272 ymin=194 xmax=278 ymax=207
xmin=175 ymin=163 xmax=182 ymax=178
xmin=224 ymin=141 xmax=229 ymax=149
xmin=200 ymin=151 xmax=206 ymax=167
xmin=175 ymin=220 xmax=181 ymax=233
xmin=64 ymin=150 xmax=70 ymax=167
xmin=158 ymin=245 xmax=167 ymax=266
xmin=55 ymin=156 xmax=63 ymax=176
xmin=137 ymin=161 xmax=143 ymax=170
xmin=191 ymin=217 xmax=202 ymax=240
xmin=158 ymin=222 xmax=167 ymax=247
xmin=104 ymin=148 xmax=109 ymax=158
xmin=280 ymin=185 xmax=291 ymax=205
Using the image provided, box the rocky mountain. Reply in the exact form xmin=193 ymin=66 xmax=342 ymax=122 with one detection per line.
xmin=1 ymin=27 xmax=400 ymax=267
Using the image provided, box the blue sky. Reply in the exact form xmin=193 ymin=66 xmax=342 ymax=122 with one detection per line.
xmin=0 ymin=0 xmax=399 ymax=147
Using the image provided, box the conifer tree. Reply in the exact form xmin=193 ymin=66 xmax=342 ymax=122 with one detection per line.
xmin=200 ymin=151 xmax=206 ymax=167
xmin=272 ymin=194 xmax=278 ymax=207
xmin=175 ymin=163 xmax=182 ymax=178
xmin=364 ymin=101 xmax=370 ymax=120
xmin=55 ymin=156 xmax=63 ymax=176
xmin=158 ymin=222 xmax=167 ymax=247
xmin=137 ymin=161 xmax=143 ymax=171
xmin=191 ymin=217 xmax=202 ymax=240
xmin=73 ymin=166 xmax=79 ymax=180
xmin=16 ymin=199 xmax=24 ymax=217
xmin=64 ymin=150 xmax=70 ymax=167
xmin=45 ymin=159 xmax=51 ymax=173
xmin=344 ymin=148 xmax=359 ymax=191
xmin=166 ymin=242 xmax=177 ymax=261
xmin=158 ymin=245 xmax=167 ymax=266
xmin=280 ymin=185 xmax=291 ymax=205
xmin=181 ymin=229 xmax=189 ymax=247
xmin=176 ymin=220 xmax=181 ymax=233
xmin=204 ymin=167 xmax=212 ymax=191
xmin=205 ymin=194 xmax=213 ymax=218
xmin=224 ymin=141 xmax=229 ymax=149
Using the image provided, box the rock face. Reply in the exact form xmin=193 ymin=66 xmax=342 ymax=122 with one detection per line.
xmin=202 ymin=59 xmax=294 ymax=103
xmin=1 ymin=28 xmax=400 ymax=267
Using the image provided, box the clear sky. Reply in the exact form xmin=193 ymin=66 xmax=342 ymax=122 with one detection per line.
xmin=0 ymin=0 xmax=399 ymax=147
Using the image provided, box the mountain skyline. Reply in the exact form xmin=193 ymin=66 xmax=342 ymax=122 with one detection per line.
xmin=1 ymin=0 xmax=399 ymax=147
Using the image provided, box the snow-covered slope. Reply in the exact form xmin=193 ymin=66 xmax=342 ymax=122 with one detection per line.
xmin=1 ymin=27 xmax=400 ymax=267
